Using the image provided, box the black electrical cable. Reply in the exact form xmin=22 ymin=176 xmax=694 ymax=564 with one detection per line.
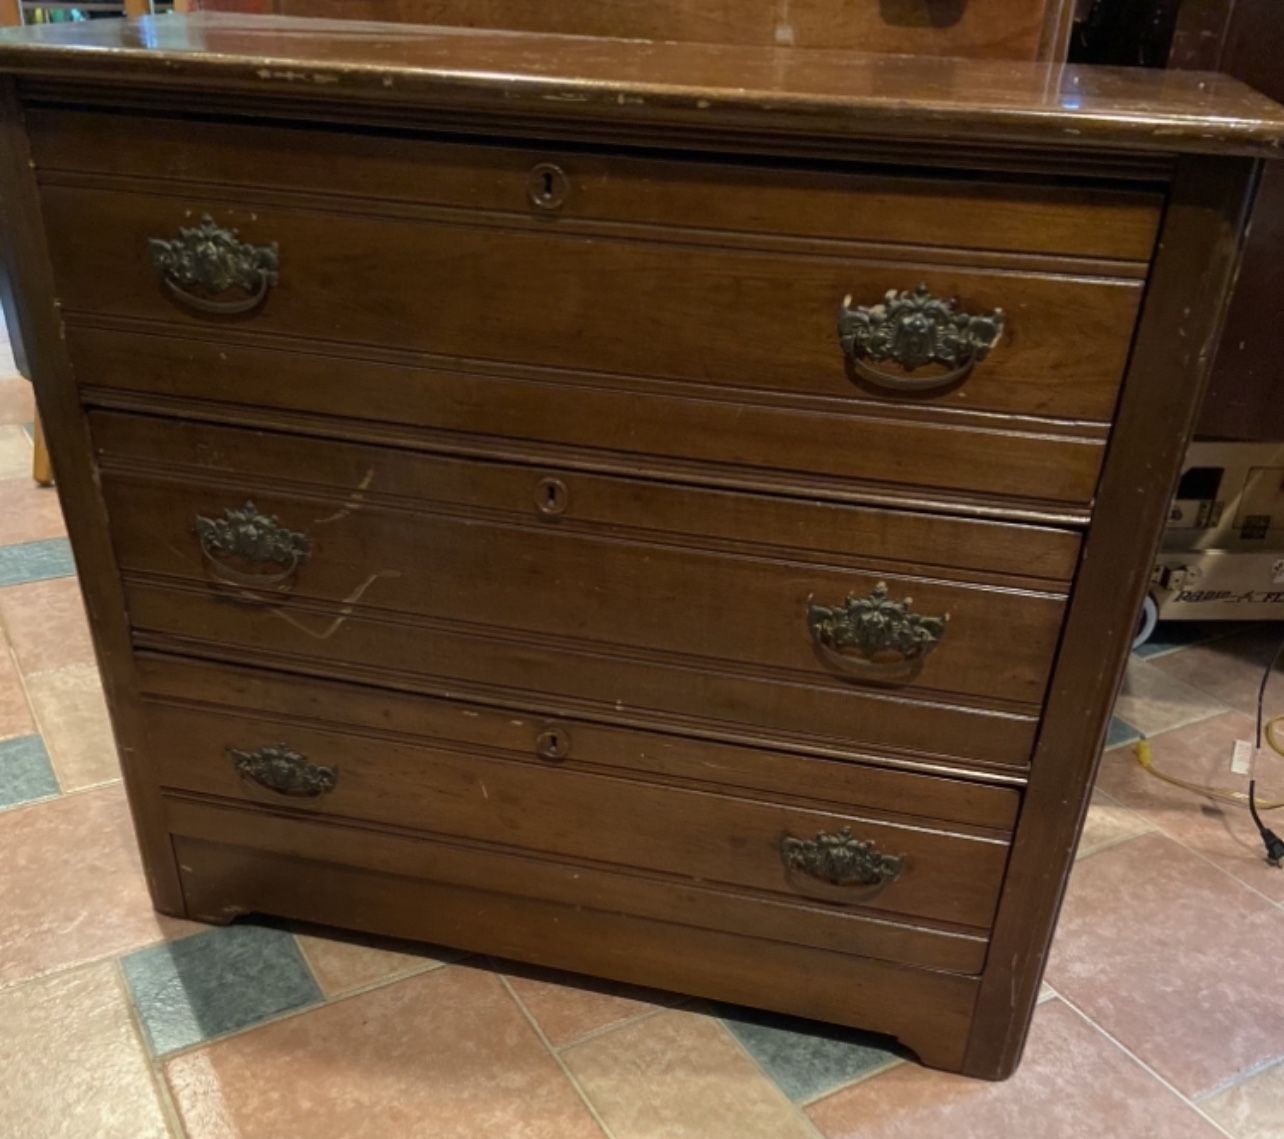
xmin=1249 ymin=630 xmax=1284 ymax=866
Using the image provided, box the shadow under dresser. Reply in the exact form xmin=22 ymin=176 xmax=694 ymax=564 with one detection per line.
xmin=1 ymin=11 xmax=1282 ymax=1080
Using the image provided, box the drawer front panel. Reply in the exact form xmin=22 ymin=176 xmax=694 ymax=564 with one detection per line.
xmin=44 ymin=187 xmax=1144 ymax=433
xmin=96 ymin=432 xmax=1068 ymax=710
xmin=144 ymin=701 xmax=1012 ymax=930
xmin=29 ymin=109 xmax=1164 ymax=261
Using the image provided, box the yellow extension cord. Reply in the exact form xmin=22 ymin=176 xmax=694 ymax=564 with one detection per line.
xmin=1134 ymin=714 xmax=1284 ymax=810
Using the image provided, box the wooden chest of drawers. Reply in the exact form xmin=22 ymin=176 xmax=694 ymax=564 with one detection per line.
xmin=2 ymin=13 xmax=1282 ymax=1079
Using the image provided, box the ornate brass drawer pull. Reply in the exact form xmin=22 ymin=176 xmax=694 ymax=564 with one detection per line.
xmin=781 ymin=827 xmax=904 ymax=889
xmin=837 ymin=283 xmax=1005 ymax=392
xmin=149 ymin=215 xmax=279 ymax=315
xmin=228 ymin=743 xmax=337 ymax=798
xmin=196 ymin=501 xmax=312 ymax=589
xmin=808 ymin=582 xmax=949 ymax=685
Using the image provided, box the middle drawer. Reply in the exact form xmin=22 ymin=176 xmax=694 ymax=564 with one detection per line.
xmin=94 ymin=413 xmax=1076 ymax=770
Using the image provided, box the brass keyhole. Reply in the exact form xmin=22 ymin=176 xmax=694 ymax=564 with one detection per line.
xmin=535 ymin=476 xmax=568 ymax=517
xmin=536 ymin=725 xmax=571 ymax=760
xmin=529 ymin=162 xmax=568 ymax=211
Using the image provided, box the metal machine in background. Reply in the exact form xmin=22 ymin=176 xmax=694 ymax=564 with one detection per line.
xmin=1138 ymin=443 xmax=1284 ymax=644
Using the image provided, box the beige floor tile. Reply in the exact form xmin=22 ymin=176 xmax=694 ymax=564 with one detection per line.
xmin=0 ymin=633 xmax=34 ymax=742
xmin=0 ymin=424 xmax=31 ymax=480
xmin=806 ymin=1000 xmax=1222 ymax=1139
xmin=1046 ymin=832 xmax=1284 ymax=1098
xmin=1152 ymin=626 xmax=1284 ymax=717
xmin=0 ymin=784 xmax=199 ymax=988
xmin=0 ymin=961 xmax=170 ymax=1139
xmin=0 ymin=377 xmax=34 ymax=425
xmin=0 ymin=478 xmax=64 ymax=547
xmin=563 ymin=1009 xmax=814 ymax=1139
xmin=1113 ymin=657 xmax=1230 ymax=738
xmin=165 ymin=963 xmax=602 ymax=1139
xmin=25 ymin=663 xmax=119 ymax=791
xmin=1076 ymin=789 xmax=1155 ymax=859
xmin=1095 ymin=711 xmax=1284 ymax=902
xmin=503 ymin=961 xmax=680 ymax=1047
xmin=0 ymin=576 xmax=95 ymax=675
xmin=295 ymin=930 xmax=450 ymax=998
xmin=1202 ymin=1059 xmax=1284 ymax=1139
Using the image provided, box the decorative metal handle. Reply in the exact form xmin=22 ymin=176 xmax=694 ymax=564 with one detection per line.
xmin=781 ymin=827 xmax=904 ymax=889
xmin=837 ymin=283 xmax=1005 ymax=392
xmin=228 ymin=743 xmax=337 ymax=798
xmin=808 ymin=582 xmax=949 ymax=685
xmin=196 ymin=501 xmax=311 ymax=589
xmin=149 ymin=215 xmax=279 ymax=316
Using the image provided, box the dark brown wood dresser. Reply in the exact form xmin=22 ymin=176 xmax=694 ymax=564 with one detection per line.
xmin=0 ymin=12 xmax=1281 ymax=1080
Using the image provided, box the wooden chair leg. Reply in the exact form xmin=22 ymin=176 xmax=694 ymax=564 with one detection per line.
xmin=32 ymin=409 xmax=53 ymax=487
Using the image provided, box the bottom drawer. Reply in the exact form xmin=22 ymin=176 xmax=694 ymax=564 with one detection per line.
xmin=141 ymin=664 xmax=1014 ymax=939
xmin=167 ymin=807 xmax=980 ymax=1072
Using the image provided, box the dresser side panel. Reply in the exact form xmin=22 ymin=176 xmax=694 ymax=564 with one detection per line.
xmin=964 ymin=153 xmax=1262 ymax=1079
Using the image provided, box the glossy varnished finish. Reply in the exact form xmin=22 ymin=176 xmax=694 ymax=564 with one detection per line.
xmin=0 ymin=15 xmax=1281 ymax=157
xmin=0 ymin=13 xmax=1280 ymax=1082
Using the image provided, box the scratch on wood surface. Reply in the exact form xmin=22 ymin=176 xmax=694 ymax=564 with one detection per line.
xmin=775 ymin=0 xmax=796 ymax=45
xmin=268 ymin=569 xmax=400 ymax=640
xmin=313 ymin=467 xmax=376 ymax=524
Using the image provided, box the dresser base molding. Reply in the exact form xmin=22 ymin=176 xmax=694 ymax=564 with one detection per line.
xmin=171 ymin=830 xmax=979 ymax=1076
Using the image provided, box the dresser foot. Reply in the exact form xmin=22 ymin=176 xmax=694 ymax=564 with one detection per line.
xmin=896 ymin=1026 xmax=971 ymax=1078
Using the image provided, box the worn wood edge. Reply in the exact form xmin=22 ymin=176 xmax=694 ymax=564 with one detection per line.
xmin=0 ymin=24 xmax=1280 ymax=159
xmin=962 ymin=154 xmax=1262 ymax=1080
xmin=20 ymin=78 xmax=1181 ymax=182
xmin=0 ymin=78 xmax=184 ymax=910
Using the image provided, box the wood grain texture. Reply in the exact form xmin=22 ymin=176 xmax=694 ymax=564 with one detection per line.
xmin=27 ymin=108 xmax=1165 ymax=262
xmin=40 ymin=186 xmax=1144 ymax=442
xmin=95 ymin=441 xmax=1069 ymax=710
xmin=144 ymin=702 xmax=1012 ymax=930
xmin=125 ymin=577 xmax=1037 ymax=775
xmin=1 ymin=15 xmax=1283 ymax=157
xmin=123 ymin=580 xmax=1043 ymax=772
xmin=72 ymin=326 xmax=1109 ymax=512
xmin=1170 ymin=0 xmax=1284 ymax=441
xmin=0 ymin=79 xmax=184 ymax=913
xmin=962 ymin=155 xmax=1262 ymax=1079
xmin=138 ymin=654 xmax=1025 ymax=817
xmin=92 ymin=412 xmax=1082 ymax=587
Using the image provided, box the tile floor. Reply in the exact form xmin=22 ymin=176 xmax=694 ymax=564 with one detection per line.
xmin=1 ymin=333 xmax=1282 ymax=1137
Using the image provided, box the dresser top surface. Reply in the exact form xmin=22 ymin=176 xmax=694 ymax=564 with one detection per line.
xmin=2 ymin=12 xmax=1284 ymax=158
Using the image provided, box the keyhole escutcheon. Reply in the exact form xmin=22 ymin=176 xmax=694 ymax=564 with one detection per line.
xmin=535 ymin=476 xmax=569 ymax=517
xmin=536 ymin=725 xmax=571 ymax=761
xmin=528 ymin=162 xmax=569 ymax=211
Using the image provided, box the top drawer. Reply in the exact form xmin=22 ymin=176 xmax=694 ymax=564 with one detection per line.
xmin=27 ymin=109 xmax=1164 ymax=261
